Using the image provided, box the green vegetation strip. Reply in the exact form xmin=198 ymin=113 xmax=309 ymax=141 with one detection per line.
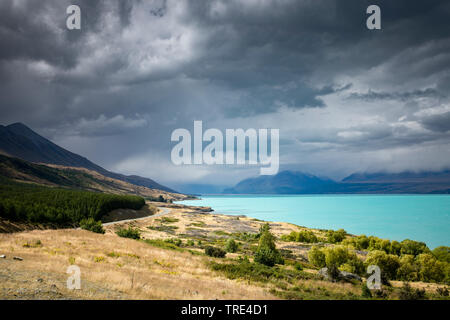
xmin=0 ymin=177 xmax=145 ymax=225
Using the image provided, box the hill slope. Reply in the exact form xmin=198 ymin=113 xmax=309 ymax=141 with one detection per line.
xmin=0 ymin=123 xmax=175 ymax=193
xmin=0 ymin=154 xmax=186 ymax=201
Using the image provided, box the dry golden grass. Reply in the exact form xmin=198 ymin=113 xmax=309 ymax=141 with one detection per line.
xmin=0 ymin=229 xmax=276 ymax=300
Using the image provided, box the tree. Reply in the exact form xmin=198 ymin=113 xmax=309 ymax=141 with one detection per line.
xmin=397 ymin=255 xmax=419 ymax=281
xmin=390 ymin=240 xmax=402 ymax=256
xmin=365 ymin=250 xmax=400 ymax=282
xmin=254 ymin=226 xmax=283 ymax=267
xmin=415 ymin=253 xmax=445 ymax=283
xmin=324 ymin=246 xmax=351 ymax=268
xmin=326 ymin=229 xmax=347 ymax=243
xmin=308 ymin=246 xmax=326 ymax=268
xmin=432 ymin=246 xmax=450 ymax=263
xmin=80 ymin=218 xmax=105 ymax=234
xmin=400 ymin=239 xmax=429 ymax=256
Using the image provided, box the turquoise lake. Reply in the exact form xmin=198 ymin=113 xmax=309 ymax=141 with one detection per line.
xmin=177 ymin=195 xmax=450 ymax=249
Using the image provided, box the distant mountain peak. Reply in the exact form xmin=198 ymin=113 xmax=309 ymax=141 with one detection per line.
xmin=225 ymin=169 xmax=450 ymax=194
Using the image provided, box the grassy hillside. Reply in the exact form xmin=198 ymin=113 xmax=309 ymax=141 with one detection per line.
xmin=0 ymin=154 xmax=187 ymax=201
xmin=0 ymin=177 xmax=145 ymax=225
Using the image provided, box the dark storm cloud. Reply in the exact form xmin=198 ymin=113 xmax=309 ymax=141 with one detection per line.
xmin=348 ymin=88 xmax=443 ymax=102
xmin=420 ymin=112 xmax=450 ymax=133
xmin=1 ymin=0 xmax=450 ymax=183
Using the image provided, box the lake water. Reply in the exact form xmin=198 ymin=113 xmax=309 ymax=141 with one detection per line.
xmin=177 ymin=194 xmax=450 ymax=249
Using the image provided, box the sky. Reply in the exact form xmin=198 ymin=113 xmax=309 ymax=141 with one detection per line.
xmin=1 ymin=0 xmax=450 ymax=189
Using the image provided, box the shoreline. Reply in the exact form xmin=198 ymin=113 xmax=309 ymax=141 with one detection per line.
xmin=176 ymin=196 xmax=450 ymax=250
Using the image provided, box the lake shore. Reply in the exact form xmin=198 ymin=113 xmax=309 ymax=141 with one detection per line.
xmin=177 ymin=194 xmax=450 ymax=249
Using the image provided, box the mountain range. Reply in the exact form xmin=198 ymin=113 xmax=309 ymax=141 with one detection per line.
xmin=223 ymin=170 xmax=450 ymax=194
xmin=0 ymin=122 xmax=175 ymax=193
xmin=2 ymin=122 xmax=450 ymax=195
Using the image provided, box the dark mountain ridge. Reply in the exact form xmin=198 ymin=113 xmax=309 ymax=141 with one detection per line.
xmin=224 ymin=170 xmax=450 ymax=194
xmin=0 ymin=123 xmax=176 ymax=193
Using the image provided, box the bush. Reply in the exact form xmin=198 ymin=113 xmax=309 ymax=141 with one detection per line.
xmin=432 ymin=246 xmax=450 ymax=263
xmin=397 ymin=255 xmax=419 ymax=281
xmin=225 ymin=238 xmax=238 ymax=253
xmin=205 ymin=246 xmax=226 ymax=258
xmin=390 ymin=241 xmax=402 ymax=256
xmin=308 ymin=246 xmax=326 ymax=268
xmin=293 ymin=262 xmax=303 ymax=271
xmin=326 ymin=229 xmax=347 ymax=243
xmin=357 ymin=235 xmax=370 ymax=250
xmin=365 ymin=250 xmax=400 ymax=282
xmin=398 ymin=282 xmax=426 ymax=300
xmin=415 ymin=253 xmax=446 ymax=283
xmin=283 ymin=230 xmax=318 ymax=243
xmin=80 ymin=218 xmax=105 ymax=234
xmin=400 ymin=239 xmax=430 ymax=256
xmin=116 ymin=226 xmax=141 ymax=240
xmin=209 ymin=259 xmax=314 ymax=284
xmin=322 ymin=246 xmax=365 ymax=275
xmin=436 ymin=287 xmax=449 ymax=297
xmin=254 ymin=227 xmax=284 ymax=267
xmin=324 ymin=246 xmax=351 ymax=268
xmin=361 ymin=283 xmax=372 ymax=298
xmin=165 ymin=238 xmax=182 ymax=247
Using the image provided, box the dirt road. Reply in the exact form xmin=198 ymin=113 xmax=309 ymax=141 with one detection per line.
xmin=102 ymin=207 xmax=171 ymax=226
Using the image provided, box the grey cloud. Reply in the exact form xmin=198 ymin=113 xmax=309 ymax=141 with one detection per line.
xmin=1 ymin=0 xmax=450 ymax=183
xmin=348 ymin=88 xmax=443 ymax=102
xmin=420 ymin=111 xmax=450 ymax=133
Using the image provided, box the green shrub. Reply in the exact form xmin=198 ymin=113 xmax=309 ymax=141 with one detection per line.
xmin=436 ymin=287 xmax=449 ymax=297
xmin=205 ymin=246 xmax=226 ymax=258
xmin=398 ymin=282 xmax=426 ymax=300
xmin=160 ymin=217 xmax=179 ymax=224
xmin=209 ymin=259 xmax=314 ymax=284
xmin=415 ymin=253 xmax=446 ymax=283
xmin=283 ymin=230 xmax=318 ymax=243
xmin=365 ymin=250 xmax=400 ymax=282
xmin=324 ymin=246 xmax=351 ymax=268
xmin=348 ymin=235 xmax=370 ymax=250
xmin=326 ymin=229 xmax=347 ymax=243
xmin=390 ymin=241 xmax=402 ymax=256
xmin=225 ymin=238 xmax=238 ymax=253
xmin=432 ymin=246 xmax=450 ymax=263
xmin=116 ymin=226 xmax=141 ymax=240
xmin=308 ymin=246 xmax=326 ymax=268
xmin=254 ymin=227 xmax=283 ymax=267
xmin=397 ymin=255 xmax=419 ymax=281
xmin=361 ymin=283 xmax=372 ymax=298
xmin=144 ymin=239 xmax=184 ymax=252
xmin=259 ymin=223 xmax=270 ymax=234
xmin=293 ymin=262 xmax=303 ymax=271
xmin=80 ymin=218 xmax=105 ymax=234
xmin=322 ymin=246 xmax=365 ymax=275
xmin=400 ymin=239 xmax=430 ymax=256
xmin=165 ymin=238 xmax=182 ymax=247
